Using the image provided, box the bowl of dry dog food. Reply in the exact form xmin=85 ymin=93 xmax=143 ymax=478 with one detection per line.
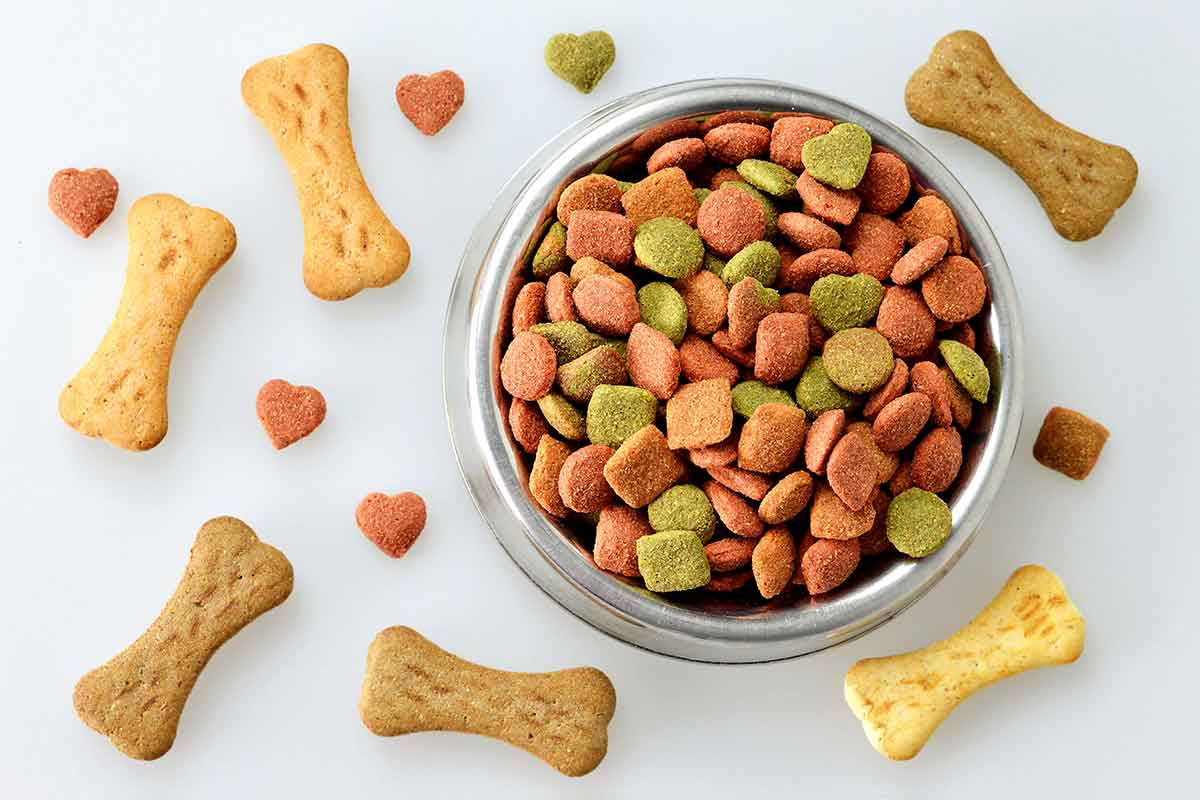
xmin=444 ymin=78 xmax=1023 ymax=663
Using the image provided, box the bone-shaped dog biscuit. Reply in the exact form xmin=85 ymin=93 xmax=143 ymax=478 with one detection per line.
xmin=242 ymin=43 xmax=410 ymax=300
xmin=906 ymin=30 xmax=1137 ymax=241
xmin=844 ymin=565 xmax=1084 ymax=760
xmin=59 ymin=194 xmax=236 ymax=451
xmin=73 ymin=517 xmax=293 ymax=760
xmin=359 ymin=626 xmax=616 ymax=777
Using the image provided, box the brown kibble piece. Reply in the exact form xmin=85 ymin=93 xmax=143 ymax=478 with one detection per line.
xmin=708 ymin=464 xmax=773 ymax=501
xmin=501 ymin=331 xmax=557 ymax=401
xmin=705 ymin=569 xmax=754 ymax=592
xmin=556 ymin=174 xmax=623 ymax=225
xmin=898 ymin=195 xmax=962 ymax=254
xmin=844 ymin=213 xmax=906 ymax=281
xmin=941 ymin=366 xmax=974 ymax=428
xmin=844 ymin=420 xmax=900 ymax=485
xmin=679 ymin=334 xmax=740 ymax=385
xmin=626 ymin=323 xmax=681 ymax=400
xmin=512 ymin=281 xmax=547 ymax=334
xmin=689 ymin=433 xmax=739 ymax=468
xmin=804 ymin=409 xmax=846 ymax=474
xmin=857 ymin=489 xmax=893 ymax=557
xmin=48 ymin=167 xmax=120 ymax=238
xmin=778 ymin=292 xmax=828 ymax=350
xmin=356 ymin=492 xmax=427 ymax=559
xmin=801 ymin=537 xmax=861 ymax=594
xmin=572 ymin=275 xmax=640 ymax=335
xmin=758 ymin=471 xmax=815 ymax=524
xmin=778 ymin=212 xmax=841 ymax=252
xmin=825 ymin=432 xmax=877 ymax=511
xmin=754 ymin=313 xmax=810 ymax=384
xmin=530 ymin=435 xmax=572 ymax=517
xmin=888 ymin=460 xmax=914 ymax=495
xmin=738 ymin=403 xmax=808 ymax=473
xmin=770 ymin=116 xmax=835 ymax=171
xmin=779 ymin=248 xmax=855 ymax=291
xmin=603 ymin=425 xmax=686 ymax=508
xmin=565 ymin=210 xmax=635 ymax=266
xmin=795 ymin=171 xmax=861 ymax=226
xmin=876 ymin=286 xmax=936 ymax=358
xmin=545 ymin=272 xmax=577 ymax=322
xmin=621 ymin=167 xmax=699 ymax=227
xmin=677 ymin=269 xmax=729 ymax=336
xmin=703 ymin=122 xmax=771 ymax=164
xmin=665 ymin=378 xmax=734 ymax=450
xmin=911 ymin=426 xmax=963 ymax=493
xmin=921 ymin=255 xmax=986 ymax=323
xmin=910 ymin=361 xmax=953 ymax=427
xmin=704 ymin=479 xmax=764 ymax=538
xmin=752 ymin=527 xmax=796 ymax=599
xmin=631 ymin=118 xmax=702 ymax=154
xmin=726 ymin=277 xmax=778 ymax=349
xmin=891 ymin=236 xmax=949 ymax=285
xmin=509 ymin=398 xmax=549 ymax=454
xmin=710 ymin=328 xmax=756 ymax=368
xmin=1033 ymin=406 xmax=1109 ymax=480
xmin=558 ymin=444 xmax=616 ymax=513
xmin=857 ymin=152 xmax=911 ymax=215
xmin=256 ymin=379 xmax=327 ymax=450
xmin=594 ymin=504 xmax=651 ymax=576
xmin=647 ymin=137 xmax=707 ymax=173
xmin=697 ymin=187 xmax=766 ymax=257
xmin=700 ymin=110 xmax=771 ymax=132
xmin=809 ymin=482 xmax=875 ymax=540
xmin=873 ymin=393 xmax=933 ymax=452
xmin=705 ymin=537 xmax=756 ymax=572
xmin=570 ymin=257 xmax=636 ymax=292
xmin=863 ymin=359 xmax=909 ymax=418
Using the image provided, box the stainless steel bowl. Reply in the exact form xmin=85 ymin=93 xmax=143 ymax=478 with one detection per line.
xmin=444 ymin=79 xmax=1023 ymax=663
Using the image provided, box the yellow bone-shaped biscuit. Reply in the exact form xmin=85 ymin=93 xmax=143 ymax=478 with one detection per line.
xmin=844 ymin=565 xmax=1085 ymax=760
xmin=906 ymin=30 xmax=1137 ymax=241
xmin=59 ymin=194 xmax=236 ymax=451
xmin=73 ymin=517 xmax=293 ymax=760
xmin=359 ymin=626 xmax=616 ymax=777
xmin=242 ymin=43 xmax=410 ymax=300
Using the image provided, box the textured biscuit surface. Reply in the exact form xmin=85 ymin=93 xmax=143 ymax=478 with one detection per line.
xmin=73 ymin=517 xmax=294 ymax=760
xmin=844 ymin=565 xmax=1084 ymax=760
xmin=906 ymin=30 xmax=1136 ymax=240
xmin=59 ymin=194 xmax=236 ymax=450
xmin=242 ymin=43 xmax=410 ymax=299
xmin=359 ymin=626 xmax=616 ymax=776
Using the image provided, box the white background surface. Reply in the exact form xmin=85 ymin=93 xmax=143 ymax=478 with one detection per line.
xmin=1 ymin=1 xmax=1196 ymax=796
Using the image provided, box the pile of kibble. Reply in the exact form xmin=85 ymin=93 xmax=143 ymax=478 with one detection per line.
xmin=498 ymin=110 xmax=992 ymax=601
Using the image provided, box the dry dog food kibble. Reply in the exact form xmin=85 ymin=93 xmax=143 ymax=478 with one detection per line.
xmin=1033 ymin=406 xmax=1109 ymax=480
xmin=496 ymin=109 xmax=998 ymax=603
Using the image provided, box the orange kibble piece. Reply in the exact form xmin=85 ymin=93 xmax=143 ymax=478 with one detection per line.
xmin=769 ymin=116 xmax=835 ymax=171
xmin=856 ymin=152 xmax=911 ymax=215
xmin=703 ymin=122 xmax=771 ymax=164
xmin=557 ymin=444 xmax=616 ymax=513
xmin=565 ymin=209 xmax=635 ymax=266
xmin=898 ymin=194 xmax=962 ymax=254
xmin=843 ymin=213 xmax=906 ymax=281
xmin=801 ymin=537 xmax=861 ymax=594
xmin=573 ymin=275 xmax=640 ymax=335
xmin=758 ymin=470 xmax=815 ymax=524
xmin=804 ymin=409 xmax=846 ymax=474
xmin=512 ymin=281 xmax=546 ymax=335
xmin=777 ymin=212 xmax=842 ymax=252
xmin=705 ymin=537 xmax=757 ymax=572
xmin=738 ymin=402 xmax=808 ymax=474
xmin=809 ymin=482 xmax=875 ymax=540
xmin=891 ymin=235 xmax=949 ymax=285
xmin=627 ymin=323 xmax=682 ymax=400
xmin=752 ymin=526 xmax=796 ymax=599
xmin=872 ymin=393 xmax=933 ymax=452
xmin=509 ymin=398 xmax=549 ymax=454
xmin=679 ymin=334 xmax=740 ymax=385
xmin=677 ymin=270 xmax=729 ymax=336
xmin=921 ymin=255 xmax=987 ymax=323
xmin=665 ymin=378 xmax=734 ymax=450
xmin=795 ymin=171 xmax=861 ymax=226
xmin=545 ymin=272 xmax=577 ymax=322
xmin=500 ymin=331 xmax=557 ymax=400
xmin=556 ymin=174 xmax=623 ymax=225
xmin=704 ymin=479 xmax=764 ymax=538
xmin=911 ymin=426 xmax=964 ymax=493
xmin=647 ymin=137 xmax=708 ymax=173
xmin=603 ymin=425 xmax=686 ymax=508
xmin=529 ymin=435 xmax=572 ymax=517
xmin=708 ymin=464 xmax=773 ymax=501
xmin=876 ymin=285 xmax=936 ymax=358
xmin=754 ymin=313 xmax=810 ymax=385
xmin=594 ymin=504 xmax=652 ymax=576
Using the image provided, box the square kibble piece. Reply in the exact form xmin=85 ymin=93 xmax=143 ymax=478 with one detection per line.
xmin=1033 ymin=406 xmax=1109 ymax=480
xmin=603 ymin=424 xmax=686 ymax=507
xmin=665 ymin=378 xmax=733 ymax=449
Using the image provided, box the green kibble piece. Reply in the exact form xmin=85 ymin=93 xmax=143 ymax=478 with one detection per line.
xmin=801 ymin=122 xmax=873 ymax=190
xmin=703 ymin=251 xmax=727 ymax=276
xmin=531 ymin=221 xmax=568 ymax=279
xmin=694 ymin=187 xmax=712 ymax=205
xmin=822 ymin=328 xmax=895 ymax=394
xmin=557 ymin=346 xmax=626 ymax=404
xmin=636 ymin=530 xmax=711 ymax=592
xmin=638 ymin=281 xmax=688 ymax=345
xmin=736 ymin=159 xmax=798 ymax=197
xmin=939 ymin=340 xmax=990 ymax=403
xmin=731 ymin=380 xmax=796 ymax=418
xmin=794 ymin=357 xmax=855 ymax=415
xmin=721 ymin=240 xmax=780 ymax=288
xmin=536 ymin=393 xmax=586 ymax=440
xmin=648 ymin=485 xmax=716 ymax=543
xmin=634 ymin=217 xmax=704 ymax=279
xmin=725 ymin=181 xmax=777 ymax=238
xmin=529 ymin=321 xmax=603 ymax=364
xmin=809 ymin=273 xmax=885 ymax=332
xmin=886 ymin=488 xmax=952 ymax=557
xmin=586 ymin=384 xmax=657 ymax=446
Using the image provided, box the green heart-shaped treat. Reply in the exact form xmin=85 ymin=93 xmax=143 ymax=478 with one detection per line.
xmin=809 ymin=273 xmax=885 ymax=332
xmin=544 ymin=31 xmax=616 ymax=94
xmin=801 ymin=122 xmax=872 ymax=189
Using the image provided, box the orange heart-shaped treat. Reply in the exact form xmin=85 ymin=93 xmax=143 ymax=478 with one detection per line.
xmin=395 ymin=70 xmax=464 ymax=135
xmin=255 ymin=379 xmax=326 ymax=449
xmin=356 ymin=492 xmax=427 ymax=558
xmin=48 ymin=167 xmax=119 ymax=237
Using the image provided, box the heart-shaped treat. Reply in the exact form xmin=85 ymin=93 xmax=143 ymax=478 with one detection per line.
xmin=256 ymin=379 xmax=326 ymax=449
xmin=809 ymin=273 xmax=885 ymax=332
xmin=48 ymin=168 xmax=119 ymax=238
xmin=356 ymin=492 xmax=427 ymax=558
xmin=395 ymin=70 xmax=464 ymax=136
xmin=544 ymin=31 xmax=615 ymax=94
xmin=801 ymin=123 xmax=873 ymax=190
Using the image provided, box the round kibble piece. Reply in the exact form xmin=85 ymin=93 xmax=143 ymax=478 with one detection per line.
xmin=752 ymin=527 xmax=796 ymax=599
xmin=558 ymin=444 xmax=616 ymax=513
xmin=758 ymin=471 xmax=815 ymax=524
xmin=922 ymin=255 xmax=986 ymax=323
xmin=649 ymin=484 xmax=717 ymax=542
xmin=801 ymin=537 xmax=861 ymax=594
xmin=754 ymin=312 xmax=809 ymax=384
xmin=723 ymin=181 xmax=778 ymax=239
xmin=647 ymin=137 xmax=707 ymax=173
xmin=843 ymin=213 xmax=905 ymax=281
xmin=777 ymin=212 xmax=841 ymax=252
xmin=594 ymin=504 xmax=651 ymax=576
xmin=512 ymin=281 xmax=546 ymax=335
xmin=545 ymin=271 xmax=577 ymax=322
xmin=825 ymin=432 xmax=876 ymax=511
xmin=556 ymin=174 xmax=623 ymax=224
xmin=856 ymin=152 xmax=911 ymax=215
xmin=939 ymin=339 xmax=990 ymax=403
xmin=736 ymin=159 xmax=798 ymax=198
xmin=509 ymin=398 xmax=549 ymax=454
xmin=727 ymin=277 xmax=780 ymax=348
xmin=626 ymin=323 xmax=681 ymax=400
xmin=887 ymin=488 xmax=952 ymax=557
xmin=795 ymin=357 xmax=855 ymax=416
xmin=677 ymin=269 xmax=728 ymax=336
xmin=572 ymin=275 xmax=639 ymax=335
xmin=899 ymin=195 xmax=962 ymax=253
xmin=565 ymin=209 xmax=635 ymax=266
xmin=810 ymin=482 xmax=875 ymax=540
xmin=638 ymin=281 xmax=689 ymax=345
xmin=876 ymin=286 xmax=936 ymax=358
xmin=809 ymin=273 xmax=885 ymax=332
xmin=635 ymin=217 xmax=704 ymax=279
xmin=911 ymin=426 xmax=963 ymax=493
xmin=697 ymin=187 xmax=766 ymax=258
xmin=703 ymin=122 xmax=771 ymax=164
xmin=822 ymin=328 xmax=894 ymax=394
xmin=501 ymin=331 xmax=557 ymax=400
xmin=721 ymin=240 xmax=781 ymax=288
xmin=844 ymin=420 xmax=898 ymax=485
xmin=891 ymin=236 xmax=949 ymax=285
xmin=872 ymin=393 xmax=932 ymax=452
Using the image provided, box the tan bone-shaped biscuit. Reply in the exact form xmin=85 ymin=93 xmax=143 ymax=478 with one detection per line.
xmin=359 ymin=626 xmax=616 ymax=777
xmin=242 ymin=43 xmax=410 ymax=300
xmin=73 ymin=517 xmax=294 ymax=760
xmin=844 ymin=565 xmax=1085 ymax=760
xmin=906 ymin=30 xmax=1137 ymax=240
xmin=59 ymin=194 xmax=236 ymax=451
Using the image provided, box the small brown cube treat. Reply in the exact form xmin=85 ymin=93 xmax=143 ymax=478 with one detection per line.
xmin=1033 ymin=406 xmax=1109 ymax=480
xmin=529 ymin=435 xmax=572 ymax=518
xmin=665 ymin=378 xmax=733 ymax=450
xmin=602 ymin=425 xmax=686 ymax=507
xmin=738 ymin=402 xmax=807 ymax=473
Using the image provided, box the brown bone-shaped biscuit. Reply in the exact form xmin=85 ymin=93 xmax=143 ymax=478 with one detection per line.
xmin=359 ymin=626 xmax=616 ymax=777
xmin=844 ymin=565 xmax=1085 ymax=760
xmin=73 ymin=517 xmax=294 ymax=760
xmin=906 ymin=30 xmax=1137 ymax=241
xmin=59 ymin=194 xmax=236 ymax=451
xmin=242 ymin=43 xmax=411 ymax=300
